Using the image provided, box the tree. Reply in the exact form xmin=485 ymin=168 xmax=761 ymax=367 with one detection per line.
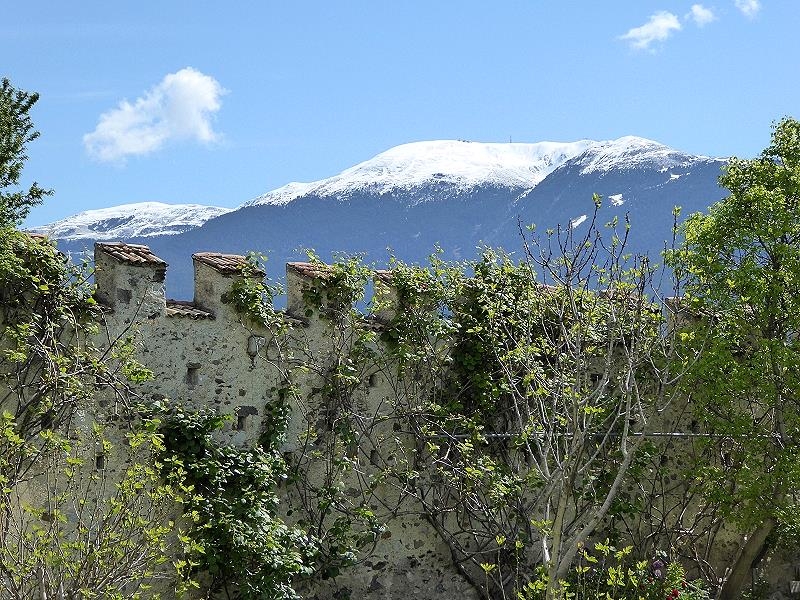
xmin=0 ymin=419 xmax=190 ymax=600
xmin=668 ymin=117 xmax=800 ymax=600
xmin=0 ymin=79 xmax=187 ymax=599
xmin=401 ymin=212 xmax=684 ymax=600
xmin=156 ymin=404 xmax=317 ymax=600
xmin=237 ymin=208 xmax=687 ymax=600
xmin=0 ymin=78 xmax=51 ymax=227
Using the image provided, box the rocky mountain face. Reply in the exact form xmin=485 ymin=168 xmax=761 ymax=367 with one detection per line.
xmin=43 ymin=137 xmax=727 ymax=299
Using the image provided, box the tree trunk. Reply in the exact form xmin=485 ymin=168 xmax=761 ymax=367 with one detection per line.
xmin=719 ymin=517 xmax=776 ymax=600
xmin=37 ymin=564 xmax=48 ymax=600
xmin=545 ymin=486 xmax=570 ymax=600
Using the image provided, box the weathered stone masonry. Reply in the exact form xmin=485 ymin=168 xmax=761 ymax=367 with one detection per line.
xmin=92 ymin=241 xmax=480 ymax=600
xmin=21 ymin=240 xmax=794 ymax=599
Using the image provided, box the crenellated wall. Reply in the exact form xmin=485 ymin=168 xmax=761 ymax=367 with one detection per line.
xmin=89 ymin=242 xmax=480 ymax=600
xmin=10 ymin=240 xmax=792 ymax=599
xmin=96 ymin=244 xmax=284 ymax=447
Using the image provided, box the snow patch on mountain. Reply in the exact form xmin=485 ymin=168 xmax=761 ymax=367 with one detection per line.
xmin=609 ymin=194 xmax=625 ymax=206
xmin=244 ymin=139 xmax=597 ymax=207
xmin=570 ymin=214 xmax=588 ymax=229
xmin=30 ymin=202 xmax=231 ymax=240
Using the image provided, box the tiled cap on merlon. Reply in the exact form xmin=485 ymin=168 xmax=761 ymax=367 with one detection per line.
xmin=96 ymin=242 xmax=167 ymax=267
xmin=192 ymin=252 xmax=263 ymax=276
xmin=94 ymin=242 xmax=167 ymax=312
xmin=286 ymin=261 xmax=335 ymax=316
xmin=192 ymin=252 xmax=263 ymax=314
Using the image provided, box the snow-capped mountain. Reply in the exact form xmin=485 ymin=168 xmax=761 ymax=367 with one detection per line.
xmin=30 ymin=202 xmax=231 ymax=240
xmin=44 ymin=136 xmax=728 ymax=299
xmin=242 ymin=137 xmax=710 ymax=208
xmin=244 ymin=139 xmax=596 ymax=207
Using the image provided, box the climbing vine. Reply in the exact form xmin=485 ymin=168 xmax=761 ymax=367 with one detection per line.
xmin=156 ymin=404 xmax=317 ymax=600
xmin=228 ymin=213 xmax=694 ymax=600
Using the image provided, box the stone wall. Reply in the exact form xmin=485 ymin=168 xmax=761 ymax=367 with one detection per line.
xmin=6 ymin=239 xmax=795 ymax=599
xmin=92 ymin=242 xmax=480 ymax=600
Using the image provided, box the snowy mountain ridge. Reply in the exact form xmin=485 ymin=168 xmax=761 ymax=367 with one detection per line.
xmin=30 ymin=202 xmax=231 ymax=240
xmin=243 ymin=139 xmax=598 ymax=207
xmin=243 ymin=136 xmax=708 ymax=208
xmin=575 ymin=136 xmax=712 ymax=174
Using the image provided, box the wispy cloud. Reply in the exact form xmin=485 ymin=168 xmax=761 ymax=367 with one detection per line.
xmin=619 ymin=11 xmax=682 ymax=50
xmin=734 ymin=0 xmax=761 ymax=18
xmin=687 ymin=4 xmax=716 ymax=26
xmin=83 ymin=67 xmax=226 ymax=164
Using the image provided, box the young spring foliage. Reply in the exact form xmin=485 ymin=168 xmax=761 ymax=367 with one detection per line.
xmin=667 ymin=117 xmax=800 ymax=600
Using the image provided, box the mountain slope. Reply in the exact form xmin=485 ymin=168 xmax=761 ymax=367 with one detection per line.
xmin=47 ymin=137 xmax=727 ymax=299
xmin=506 ymin=137 xmax=726 ymax=256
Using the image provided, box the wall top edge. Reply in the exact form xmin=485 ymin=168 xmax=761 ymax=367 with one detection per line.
xmin=165 ymin=300 xmax=215 ymax=320
xmin=95 ymin=242 xmax=167 ymax=267
xmin=192 ymin=252 xmax=255 ymax=276
xmin=287 ymin=261 xmax=334 ymax=279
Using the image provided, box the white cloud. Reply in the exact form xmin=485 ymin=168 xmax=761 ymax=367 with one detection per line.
xmin=734 ymin=0 xmax=761 ymax=18
xmin=687 ymin=4 xmax=716 ymax=26
xmin=619 ymin=11 xmax=682 ymax=50
xmin=84 ymin=67 xmax=226 ymax=163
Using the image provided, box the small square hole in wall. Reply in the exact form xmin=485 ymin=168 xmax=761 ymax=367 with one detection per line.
xmin=186 ymin=363 xmax=201 ymax=388
xmin=235 ymin=406 xmax=259 ymax=431
xmin=95 ymin=453 xmax=106 ymax=470
xmin=368 ymin=373 xmax=378 ymax=388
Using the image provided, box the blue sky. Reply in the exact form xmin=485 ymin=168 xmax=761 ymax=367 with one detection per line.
xmin=4 ymin=1 xmax=798 ymax=227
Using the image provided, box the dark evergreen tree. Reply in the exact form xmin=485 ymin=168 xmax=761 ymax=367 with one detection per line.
xmin=0 ymin=77 xmax=51 ymax=227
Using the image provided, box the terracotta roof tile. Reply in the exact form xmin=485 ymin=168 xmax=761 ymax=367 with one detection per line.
xmin=374 ymin=270 xmax=393 ymax=284
xmin=287 ymin=262 xmax=334 ymax=279
xmin=192 ymin=252 xmax=258 ymax=275
xmin=26 ymin=232 xmax=50 ymax=243
xmin=165 ymin=300 xmax=215 ymax=320
xmin=96 ymin=242 xmax=167 ymax=266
